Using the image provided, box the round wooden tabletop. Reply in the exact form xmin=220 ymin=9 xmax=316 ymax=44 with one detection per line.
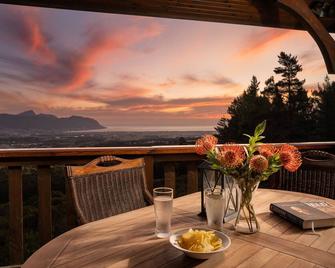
xmin=23 ymin=189 xmax=335 ymax=268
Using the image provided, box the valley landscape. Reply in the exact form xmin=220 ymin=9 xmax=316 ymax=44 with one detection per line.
xmin=0 ymin=111 xmax=211 ymax=148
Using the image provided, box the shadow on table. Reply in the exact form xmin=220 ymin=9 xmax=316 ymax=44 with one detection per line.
xmin=161 ymin=254 xmax=204 ymax=267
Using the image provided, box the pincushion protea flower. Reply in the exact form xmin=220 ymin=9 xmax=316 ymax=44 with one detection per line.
xmin=279 ymin=144 xmax=302 ymax=172
xmin=195 ymin=135 xmax=218 ymax=155
xmin=249 ymin=155 xmax=269 ymax=173
xmin=258 ymin=144 xmax=279 ymax=158
xmin=218 ymin=144 xmax=245 ymax=168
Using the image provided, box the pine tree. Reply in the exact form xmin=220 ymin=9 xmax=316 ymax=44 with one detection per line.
xmin=246 ymin=76 xmax=260 ymax=96
xmin=261 ymin=76 xmax=287 ymax=141
xmin=261 ymin=76 xmax=277 ymax=102
xmin=274 ymin=52 xmax=305 ymax=104
xmin=215 ymin=76 xmax=270 ymax=142
xmin=274 ymin=52 xmax=312 ymax=141
xmin=312 ymin=76 xmax=335 ymax=140
xmin=215 ymin=117 xmax=229 ymax=143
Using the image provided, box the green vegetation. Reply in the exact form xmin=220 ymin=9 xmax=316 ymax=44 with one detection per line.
xmin=216 ymin=52 xmax=335 ymax=142
xmin=0 ymin=166 xmax=68 ymax=265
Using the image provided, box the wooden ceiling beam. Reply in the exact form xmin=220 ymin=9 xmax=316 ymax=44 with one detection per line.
xmin=278 ymin=0 xmax=335 ymax=74
xmin=0 ymin=0 xmax=333 ymax=32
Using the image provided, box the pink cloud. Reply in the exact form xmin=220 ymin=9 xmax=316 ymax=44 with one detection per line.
xmin=9 ymin=6 xmax=56 ymax=65
xmin=24 ymin=16 xmax=56 ymax=64
xmin=237 ymin=29 xmax=295 ymax=58
xmin=56 ymin=23 xmax=162 ymax=93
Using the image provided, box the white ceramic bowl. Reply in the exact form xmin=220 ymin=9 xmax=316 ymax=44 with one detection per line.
xmin=169 ymin=228 xmax=231 ymax=259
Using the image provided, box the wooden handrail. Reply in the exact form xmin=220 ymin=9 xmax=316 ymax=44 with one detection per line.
xmin=0 ymin=142 xmax=334 ymax=159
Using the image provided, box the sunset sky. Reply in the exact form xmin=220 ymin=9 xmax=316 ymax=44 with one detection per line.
xmin=0 ymin=4 xmax=334 ymax=130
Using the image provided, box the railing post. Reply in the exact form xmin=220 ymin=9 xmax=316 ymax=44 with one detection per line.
xmin=8 ymin=166 xmax=23 ymax=265
xmin=37 ymin=165 xmax=52 ymax=245
xmin=187 ymin=162 xmax=198 ymax=194
xmin=144 ymin=156 xmax=154 ymax=193
xmin=164 ymin=163 xmax=176 ymax=193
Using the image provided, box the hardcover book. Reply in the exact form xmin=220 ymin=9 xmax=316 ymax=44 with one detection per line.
xmin=270 ymin=201 xmax=335 ymax=229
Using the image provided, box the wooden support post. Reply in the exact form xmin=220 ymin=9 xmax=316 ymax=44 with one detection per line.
xmin=164 ymin=163 xmax=176 ymax=193
xmin=37 ymin=165 xmax=52 ymax=245
xmin=187 ymin=162 xmax=198 ymax=194
xmin=277 ymin=0 xmax=335 ymax=74
xmin=144 ymin=156 xmax=154 ymax=193
xmin=8 ymin=166 xmax=23 ymax=265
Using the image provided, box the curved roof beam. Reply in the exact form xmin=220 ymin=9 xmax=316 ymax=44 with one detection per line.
xmin=277 ymin=0 xmax=335 ymax=74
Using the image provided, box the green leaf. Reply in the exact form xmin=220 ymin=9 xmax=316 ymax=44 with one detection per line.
xmin=211 ymin=164 xmax=221 ymax=170
xmin=254 ymin=120 xmax=267 ymax=136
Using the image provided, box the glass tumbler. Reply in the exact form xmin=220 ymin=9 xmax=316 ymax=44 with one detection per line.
xmin=205 ymin=187 xmax=225 ymax=231
xmin=153 ymin=187 xmax=173 ymax=238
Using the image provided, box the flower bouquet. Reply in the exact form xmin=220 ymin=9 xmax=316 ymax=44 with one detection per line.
xmin=195 ymin=121 xmax=302 ymax=233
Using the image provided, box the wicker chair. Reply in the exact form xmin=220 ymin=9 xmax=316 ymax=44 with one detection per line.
xmin=269 ymin=150 xmax=335 ymax=199
xmin=66 ymin=156 xmax=153 ymax=224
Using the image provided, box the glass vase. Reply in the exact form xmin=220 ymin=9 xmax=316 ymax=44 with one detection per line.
xmin=234 ymin=181 xmax=260 ymax=234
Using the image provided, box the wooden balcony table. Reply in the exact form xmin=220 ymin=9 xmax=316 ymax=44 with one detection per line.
xmin=22 ymin=189 xmax=335 ymax=268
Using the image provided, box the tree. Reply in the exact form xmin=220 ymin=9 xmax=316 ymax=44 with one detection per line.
xmin=312 ymin=76 xmax=335 ymax=140
xmin=261 ymin=76 xmax=288 ymax=141
xmin=216 ymin=52 xmax=333 ymax=144
xmin=261 ymin=76 xmax=277 ymax=102
xmin=274 ymin=52 xmax=305 ymax=105
xmin=274 ymin=52 xmax=312 ymax=141
xmin=216 ymin=76 xmax=270 ymax=142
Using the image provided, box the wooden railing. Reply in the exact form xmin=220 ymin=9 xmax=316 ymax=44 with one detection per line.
xmin=1 ymin=141 xmax=335 ymax=265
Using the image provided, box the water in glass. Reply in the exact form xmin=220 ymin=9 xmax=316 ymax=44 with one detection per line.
xmin=153 ymin=187 xmax=173 ymax=238
xmin=205 ymin=188 xmax=225 ymax=230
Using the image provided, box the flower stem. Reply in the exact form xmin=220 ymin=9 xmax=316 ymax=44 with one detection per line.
xmin=235 ymin=180 xmax=259 ymax=233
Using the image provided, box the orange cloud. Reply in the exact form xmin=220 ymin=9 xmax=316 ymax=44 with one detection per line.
xmin=56 ymin=23 xmax=162 ymax=93
xmin=187 ymin=99 xmax=233 ymax=109
xmin=189 ymin=113 xmax=230 ymax=120
xmin=237 ymin=29 xmax=294 ymax=58
xmin=113 ymin=96 xmax=233 ymax=115
xmin=70 ymin=86 xmax=153 ymax=105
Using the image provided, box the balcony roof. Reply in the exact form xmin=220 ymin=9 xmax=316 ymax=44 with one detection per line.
xmin=1 ymin=0 xmax=334 ymax=33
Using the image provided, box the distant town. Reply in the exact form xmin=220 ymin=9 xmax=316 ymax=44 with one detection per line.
xmin=0 ymin=129 xmax=213 ymax=148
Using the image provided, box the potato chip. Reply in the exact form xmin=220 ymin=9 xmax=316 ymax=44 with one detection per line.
xmin=177 ymin=229 xmax=223 ymax=252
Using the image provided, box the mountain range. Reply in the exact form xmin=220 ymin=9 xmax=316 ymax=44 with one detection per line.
xmin=0 ymin=111 xmax=105 ymax=131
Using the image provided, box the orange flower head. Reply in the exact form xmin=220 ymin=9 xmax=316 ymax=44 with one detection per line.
xmin=249 ymin=155 xmax=269 ymax=173
xmin=195 ymin=135 xmax=218 ymax=155
xmin=218 ymin=144 xmax=245 ymax=168
xmin=279 ymin=144 xmax=302 ymax=172
xmin=258 ymin=144 xmax=279 ymax=158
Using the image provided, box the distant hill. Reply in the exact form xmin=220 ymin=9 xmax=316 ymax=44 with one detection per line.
xmin=0 ymin=110 xmax=105 ymax=131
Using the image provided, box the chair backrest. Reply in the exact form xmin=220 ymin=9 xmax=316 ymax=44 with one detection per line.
xmin=67 ymin=156 xmax=153 ymax=224
xmin=269 ymin=150 xmax=335 ymax=199
xmin=302 ymin=150 xmax=335 ymax=168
